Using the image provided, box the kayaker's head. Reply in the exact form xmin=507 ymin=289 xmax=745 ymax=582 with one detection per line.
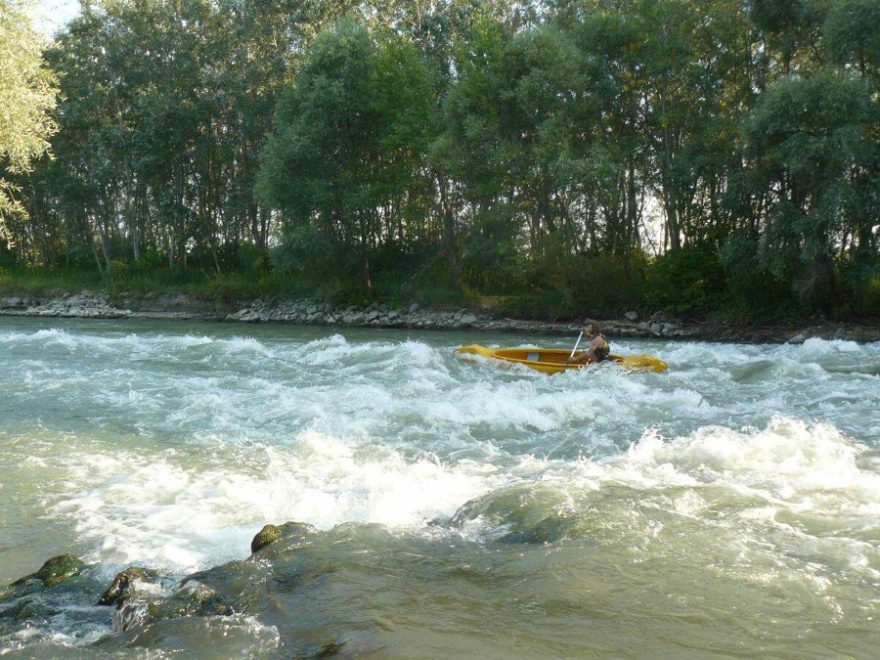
xmin=585 ymin=322 xmax=601 ymax=337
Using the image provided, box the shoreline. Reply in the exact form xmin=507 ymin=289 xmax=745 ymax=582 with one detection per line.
xmin=1 ymin=291 xmax=878 ymax=344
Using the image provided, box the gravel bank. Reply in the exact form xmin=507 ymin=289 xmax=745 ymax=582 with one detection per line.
xmin=1 ymin=291 xmax=878 ymax=343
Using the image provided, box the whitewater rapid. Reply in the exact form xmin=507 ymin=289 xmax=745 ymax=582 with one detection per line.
xmin=1 ymin=318 xmax=878 ymax=657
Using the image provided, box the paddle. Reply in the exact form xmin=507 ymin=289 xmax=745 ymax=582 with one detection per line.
xmin=567 ymin=330 xmax=584 ymax=364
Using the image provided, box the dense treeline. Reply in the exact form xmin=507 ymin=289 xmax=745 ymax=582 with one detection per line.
xmin=0 ymin=0 xmax=58 ymax=244
xmin=4 ymin=0 xmax=880 ymax=319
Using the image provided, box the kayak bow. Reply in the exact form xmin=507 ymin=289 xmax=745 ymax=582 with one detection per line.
xmin=456 ymin=345 xmax=667 ymax=374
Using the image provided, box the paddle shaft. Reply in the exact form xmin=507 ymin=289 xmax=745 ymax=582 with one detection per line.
xmin=568 ymin=331 xmax=584 ymax=360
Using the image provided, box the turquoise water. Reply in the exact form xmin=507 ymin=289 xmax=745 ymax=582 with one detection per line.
xmin=1 ymin=317 xmax=879 ymax=657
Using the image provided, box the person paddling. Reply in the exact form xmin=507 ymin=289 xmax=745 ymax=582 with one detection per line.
xmin=567 ymin=322 xmax=610 ymax=365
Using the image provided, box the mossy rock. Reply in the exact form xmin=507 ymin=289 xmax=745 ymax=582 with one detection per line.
xmin=251 ymin=521 xmax=316 ymax=554
xmin=11 ymin=554 xmax=84 ymax=589
xmin=35 ymin=554 xmax=84 ymax=586
xmin=97 ymin=566 xmax=159 ymax=607
xmin=251 ymin=524 xmax=283 ymax=554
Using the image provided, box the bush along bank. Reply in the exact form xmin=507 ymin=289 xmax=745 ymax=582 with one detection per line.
xmin=2 ymin=291 xmax=879 ymax=344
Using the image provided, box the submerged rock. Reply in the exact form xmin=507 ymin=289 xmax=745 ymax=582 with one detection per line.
xmin=448 ymin=484 xmax=570 ymax=532
xmin=315 ymin=641 xmax=347 ymax=657
xmin=151 ymin=580 xmax=234 ymax=619
xmin=0 ymin=596 xmax=61 ymax=622
xmin=114 ymin=579 xmax=234 ymax=633
xmin=177 ymin=559 xmax=271 ymax=617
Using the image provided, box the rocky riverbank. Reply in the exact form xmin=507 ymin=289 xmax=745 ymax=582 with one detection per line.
xmin=1 ymin=291 xmax=878 ymax=343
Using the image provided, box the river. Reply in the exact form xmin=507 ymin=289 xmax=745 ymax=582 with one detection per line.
xmin=1 ymin=317 xmax=878 ymax=657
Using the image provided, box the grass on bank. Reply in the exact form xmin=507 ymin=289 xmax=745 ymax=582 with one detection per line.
xmin=1 ymin=243 xmax=878 ymax=323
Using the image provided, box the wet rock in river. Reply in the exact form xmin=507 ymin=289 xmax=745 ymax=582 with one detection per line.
xmin=448 ymin=483 xmax=569 ymax=531
xmin=114 ymin=579 xmax=234 ymax=633
xmin=154 ymin=581 xmax=234 ymax=619
xmin=12 ymin=553 xmax=84 ymax=589
xmin=97 ymin=566 xmax=159 ymax=607
xmin=251 ymin=521 xmax=317 ymax=555
xmin=788 ymin=331 xmax=808 ymax=344
xmin=251 ymin=524 xmax=283 ymax=553
xmin=1 ymin=555 xmax=107 ymax=633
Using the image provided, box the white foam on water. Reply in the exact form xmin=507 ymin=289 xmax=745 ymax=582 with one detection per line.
xmin=548 ymin=417 xmax=880 ymax=586
xmin=216 ymin=335 xmax=275 ymax=356
xmin=302 ymin=333 xmax=348 ymax=350
xmin=0 ymin=617 xmax=113 ymax=654
xmin=159 ymin=333 xmax=215 ymax=349
xmin=614 ymin=417 xmax=879 ymax=504
xmin=800 ymin=337 xmax=862 ymax=354
xmin=45 ymin=430 xmax=503 ymax=574
xmin=0 ymin=326 xmax=282 ymax=361
xmin=3 ymin=321 xmax=880 ymax=654
xmin=38 ymin=407 xmax=880 ymax=591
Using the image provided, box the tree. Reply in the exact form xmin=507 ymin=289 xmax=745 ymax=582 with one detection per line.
xmin=257 ymin=20 xmax=434 ymax=291
xmin=825 ymin=0 xmax=880 ymax=82
xmin=0 ymin=0 xmax=58 ymax=246
xmin=743 ymin=70 xmax=879 ymax=307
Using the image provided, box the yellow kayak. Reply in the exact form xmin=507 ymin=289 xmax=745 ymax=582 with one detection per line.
xmin=456 ymin=345 xmax=668 ymax=374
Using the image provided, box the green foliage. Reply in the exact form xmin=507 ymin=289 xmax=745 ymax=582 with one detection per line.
xmin=492 ymin=252 xmax=647 ymax=320
xmin=720 ymin=235 xmax=796 ymax=317
xmin=0 ymin=0 xmax=58 ymax=242
xmin=257 ymin=19 xmax=436 ymax=291
xmin=825 ymin=0 xmax=880 ymax=73
xmin=2 ymin=0 xmax=878 ymax=321
xmin=648 ymin=245 xmax=727 ymax=314
xmin=750 ymin=0 xmax=808 ymax=34
xmin=0 ymin=266 xmax=102 ymax=295
xmin=560 ymin=253 xmax=647 ymax=318
xmin=743 ymin=69 xmax=879 ymax=307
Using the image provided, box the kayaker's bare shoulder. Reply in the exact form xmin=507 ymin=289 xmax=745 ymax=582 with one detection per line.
xmin=568 ymin=322 xmax=610 ymax=365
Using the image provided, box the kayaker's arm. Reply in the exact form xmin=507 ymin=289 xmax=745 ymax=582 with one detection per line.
xmin=567 ymin=335 xmax=603 ymax=365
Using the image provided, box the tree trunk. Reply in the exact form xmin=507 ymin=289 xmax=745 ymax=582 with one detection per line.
xmin=437 ymin=176 xmax=463 ymax=289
